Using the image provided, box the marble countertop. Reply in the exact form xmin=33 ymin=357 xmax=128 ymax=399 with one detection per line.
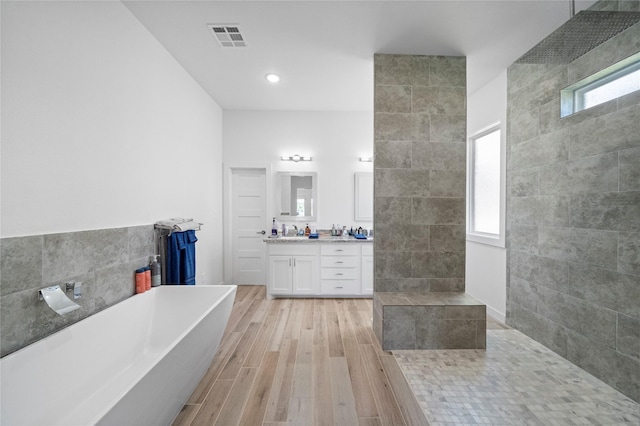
xmin=264 ymin=236 xmax=373 ymax=243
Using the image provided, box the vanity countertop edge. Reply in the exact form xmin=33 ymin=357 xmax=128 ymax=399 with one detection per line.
xmin=264 ymin=237 xmax=373 ymax=244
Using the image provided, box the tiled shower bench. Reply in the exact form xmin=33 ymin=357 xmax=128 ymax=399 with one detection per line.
xmin=373 ymin=292 xmax=486 ymax=351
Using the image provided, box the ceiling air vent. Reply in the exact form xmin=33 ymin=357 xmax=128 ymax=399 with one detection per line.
xmin=207 ymin=24 xmax=247 ymax=48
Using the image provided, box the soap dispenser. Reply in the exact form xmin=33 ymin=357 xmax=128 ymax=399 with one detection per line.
xmin=304 ymin=224 xmax=311 ymax=236
xmin=150 ymin=255 xmax=161 ymax=287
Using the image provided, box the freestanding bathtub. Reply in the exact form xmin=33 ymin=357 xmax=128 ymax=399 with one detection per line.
xmin=1 ymin=285 xmax=237 ymax=426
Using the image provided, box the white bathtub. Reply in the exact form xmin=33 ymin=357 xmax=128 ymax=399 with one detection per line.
xmin=0 ymin=285 xmax=237 ymax=426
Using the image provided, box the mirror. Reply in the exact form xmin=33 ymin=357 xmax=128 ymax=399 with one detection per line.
xmin=275 ymin=172 xmax=317 ymax=221
xmin=354 ymin=172 xmax=373 ymax=221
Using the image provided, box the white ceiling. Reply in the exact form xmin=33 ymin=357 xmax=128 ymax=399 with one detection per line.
xmin=123 ymin=0 xmax=597 ymax=111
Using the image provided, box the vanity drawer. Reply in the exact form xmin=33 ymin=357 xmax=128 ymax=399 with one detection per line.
xmin=269 ymin=244 xmax=319 ymax=256
xmin=320 ymin=280 xmax=361 ymax=295
xmin=321 ymin=244 xmax=360 ymax=256
xmin=320 ymin=256 xmax=359 ymax=268
xmin=321 ymin=268 xmax=359 ymax=280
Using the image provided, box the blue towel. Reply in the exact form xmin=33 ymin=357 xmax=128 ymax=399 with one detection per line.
xmin=354 ymin=234 xmax=367 ymax=239
xmin=166 ymin=230 xmax=198 ymax=285
xmin=308 ymin=233 xmax=319 ymax=239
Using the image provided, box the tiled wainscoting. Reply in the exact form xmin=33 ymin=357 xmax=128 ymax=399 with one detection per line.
xmin=0 ymin=225 xmax=156 ymax=356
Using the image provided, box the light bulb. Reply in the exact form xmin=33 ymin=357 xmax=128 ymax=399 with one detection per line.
xmin=265 ymin=73 xmax=280 ymax=83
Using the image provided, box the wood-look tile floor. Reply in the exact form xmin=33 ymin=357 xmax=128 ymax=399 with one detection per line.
xmin=173 ymin=285 xmax=428 ymax=426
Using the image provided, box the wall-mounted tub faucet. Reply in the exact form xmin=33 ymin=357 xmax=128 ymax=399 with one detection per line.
xmin=39 ymin=285 xmax=81 ymax=315
xmin=65 ymin=281 xmax=82 ymax=299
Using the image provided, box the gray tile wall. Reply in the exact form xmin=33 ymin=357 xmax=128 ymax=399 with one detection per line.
xmin=373 ymin=54 xmax=467 ymax=294
xmin=589 ymin=0 xmax=640 ymax=11
xmin=0 ymin=225 xmax=156 ymax=357
xmin=506 ymin=19 xmax=640 ymax=402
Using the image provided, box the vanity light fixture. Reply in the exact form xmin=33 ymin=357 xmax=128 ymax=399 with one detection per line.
xmin=265 ymin=73 xmax=280 ymax=83
xmin=359 ymin=157 xmax=373 ymax=162
xmin=281 ymin=154 xmax=312 ymax=162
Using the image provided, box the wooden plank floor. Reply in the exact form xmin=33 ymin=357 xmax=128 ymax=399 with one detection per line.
xmin=173 ymin=285 xmax=428 ymax=426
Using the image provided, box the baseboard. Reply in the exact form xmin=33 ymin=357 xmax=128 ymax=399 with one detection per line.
xmin=486 ymin=304 xmax=506 ymax=323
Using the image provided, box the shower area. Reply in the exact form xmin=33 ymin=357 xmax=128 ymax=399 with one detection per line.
xmin=506 ymin=0 xmax=640 ymax=402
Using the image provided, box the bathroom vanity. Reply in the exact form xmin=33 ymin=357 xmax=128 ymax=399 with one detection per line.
xmin=264 ymin=238 xmax=373 ymax=298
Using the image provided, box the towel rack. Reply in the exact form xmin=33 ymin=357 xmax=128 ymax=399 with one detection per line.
xmin=154 ymin=219 xmax=202 ymax=285
xmin=154 ymin=220 xmax=203 ymax=236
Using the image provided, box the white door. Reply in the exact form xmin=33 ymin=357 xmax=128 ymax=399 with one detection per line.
xmin=231 ymin=168 xmax=267 ymax=285
xmin=292 ymin=255 xmax=319 ymax=295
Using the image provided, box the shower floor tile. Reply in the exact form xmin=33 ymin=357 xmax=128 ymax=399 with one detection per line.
xmin=394 ymin=329 xmax=640 ymax=425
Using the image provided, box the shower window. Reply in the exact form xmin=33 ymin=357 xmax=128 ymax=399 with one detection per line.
xmin=561 ymin=52 xmax=640 ymax=117
xmin=467 ymin=124 xmax=505 ymax=247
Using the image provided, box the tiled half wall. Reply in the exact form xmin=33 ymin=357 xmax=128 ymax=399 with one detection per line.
xmin=506 ymin=17 xmax=640 ymax=402
xmin=0 ymin=225 xmax=156 ymax=357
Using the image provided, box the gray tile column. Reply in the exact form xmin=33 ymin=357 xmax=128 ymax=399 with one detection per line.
xmin=374 ymin=55 xmax=466 ymax=294
xmin=373 ymin=54 xmax=468 ymax=350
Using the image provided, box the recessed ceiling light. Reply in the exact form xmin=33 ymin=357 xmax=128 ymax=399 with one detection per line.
xmin=265 ymin=73 xmax=280 ymax=83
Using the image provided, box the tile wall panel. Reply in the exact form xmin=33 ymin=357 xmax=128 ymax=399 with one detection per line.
xmin=374 ymin=54 xmax=466 ymax=295
xmin=507 ymin=13 xmax=640 ymax=402
xmin=0 ymin=225 xmax=155 ymax=356
xmin=373 ymin=54 xmax=468 ymax=350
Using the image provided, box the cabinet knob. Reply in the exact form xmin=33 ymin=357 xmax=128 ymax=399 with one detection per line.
xmin=336 ymin=286 xmax=344 ymax=289
xmin=336 ymin=273 xmax=344 ymax=276
xmin=336 ymin=261 xmax=344 ymax=264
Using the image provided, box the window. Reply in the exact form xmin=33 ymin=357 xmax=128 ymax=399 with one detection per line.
xmin=467 ymin=124 xmax=505 ymax=247
xmin=296 ymin=199 xmax=305 ymax=216
xmin=561 ymin=52 xmax=640 ymax=117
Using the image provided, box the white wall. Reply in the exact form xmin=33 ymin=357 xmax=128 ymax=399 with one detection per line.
xmin=1 ymin=1 xmax=224 ymax=285
xmin=223 ymin=110 xmax=374 ymax=230
xmin=466 ymin=71 xmax=507 ymax=322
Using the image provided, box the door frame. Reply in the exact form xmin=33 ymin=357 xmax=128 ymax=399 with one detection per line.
xmin=223 ymin=162 xmax=272 ymax=286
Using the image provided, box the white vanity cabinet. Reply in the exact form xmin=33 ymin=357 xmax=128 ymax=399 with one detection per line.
xmin=268 ymin=244 xmax=319 ymax=296
xmin=361 ymin=244 xmax=374 ymax=294
xmin=266 ymin=241 xmax=373 ymax=298
xmin=320 ymin=244 xmax=361 ymax=295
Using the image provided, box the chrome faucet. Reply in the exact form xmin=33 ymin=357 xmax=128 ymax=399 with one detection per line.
xmin=65 ymin=281 xmax=82 ymax=299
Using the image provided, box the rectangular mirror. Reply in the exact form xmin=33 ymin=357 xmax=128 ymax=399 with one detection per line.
xmin=275 ymin=172 xmax=317 ymax=221
xmin=354 ymin=172 xmax=373 ymax=221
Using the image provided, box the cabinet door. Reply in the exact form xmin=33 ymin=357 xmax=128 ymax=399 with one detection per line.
xmin=292 ymin=256 xmax=319 ymax=295
xmin=269 ymin=256 xmax=293 ymax=294
xmin=361 ymin=256 xmax=373 ymax=294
